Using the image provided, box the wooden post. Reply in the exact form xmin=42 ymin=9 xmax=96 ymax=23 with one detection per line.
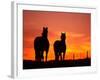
xmin=73 ymin=53 xmax=75 ymax=60
xmin=86 ymin=51 xmax=88 ymax=59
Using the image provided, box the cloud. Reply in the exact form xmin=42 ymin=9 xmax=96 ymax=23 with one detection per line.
xmin=67 ymin=32 xmax=85 ymax=38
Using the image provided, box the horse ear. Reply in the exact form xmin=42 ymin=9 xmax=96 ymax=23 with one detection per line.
xmin=61 ymin=32 xmax=65 ymax=34
xmin=61 ymin=32 xmax=66 ymax=37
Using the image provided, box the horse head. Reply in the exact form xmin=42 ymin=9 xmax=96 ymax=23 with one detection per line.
xmin=42 ymin=27 xmax=48 ymax=38
xmin=61 ymin=32 xmax=66 ymax=41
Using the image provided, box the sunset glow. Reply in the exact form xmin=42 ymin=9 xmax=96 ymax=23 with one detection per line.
xmin=23 ymin=10 xmax=91 ymax=61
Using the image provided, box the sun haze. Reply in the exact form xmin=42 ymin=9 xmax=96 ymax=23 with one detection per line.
xmin=23 ymin=10 xmax=91 ymax=61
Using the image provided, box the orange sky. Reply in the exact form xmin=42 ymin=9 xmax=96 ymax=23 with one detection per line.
xmin=23 ymin=10 xmax=91 ymax=61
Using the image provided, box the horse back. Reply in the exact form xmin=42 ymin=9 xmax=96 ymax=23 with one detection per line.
xmin=54 ymin=40 xmax=66 ymax=53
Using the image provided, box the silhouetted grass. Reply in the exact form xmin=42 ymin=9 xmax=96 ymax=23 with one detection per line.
xmin=23 ymin=58 xmax=91 ymax=69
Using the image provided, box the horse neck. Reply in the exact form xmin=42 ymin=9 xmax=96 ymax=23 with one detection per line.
xmin=42 ymin=32 xmax=48 ymax=39
xmin=42 ymin=35 xmax=48 ymax=39
xmin=61 ymin=39 xmax=65 ymax=43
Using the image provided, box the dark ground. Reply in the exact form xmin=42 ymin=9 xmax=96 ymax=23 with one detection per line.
xmin=23 ymin=58 xmax=91 ymax=69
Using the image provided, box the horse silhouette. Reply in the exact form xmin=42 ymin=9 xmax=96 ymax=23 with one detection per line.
xmin=34 ymin=27 xmax=49 ymax=62
xmin=54 ymin=33 xmax=66 ymax=61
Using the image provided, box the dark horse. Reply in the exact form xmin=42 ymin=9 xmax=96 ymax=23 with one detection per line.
xmin=34 ymin=27 xmax=49 ymax=62
xmin=54 ymin=33 xmax=66 ymax=61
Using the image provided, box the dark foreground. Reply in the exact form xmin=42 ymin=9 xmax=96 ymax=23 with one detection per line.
xmin=23 ymin=58 xmax=91 ymax=69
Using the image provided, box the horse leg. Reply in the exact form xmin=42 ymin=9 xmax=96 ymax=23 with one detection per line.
xmin=37 ymin=51 xmax=43 ymax=62
xmin=35 ymin=50 xmax=38 ymax=62
xmin=55 ymin=55 xmax=57 ymax=61
xmin=55 ymin=52 xmax=58 ymax=61
xmin=60 ymin=53 xmax=63 ymax=61
xmin=58 ymin=55 xmax=60 ymax=61
xmin=63 ymin=52 xmax=65 ymax=60
xmin=57 ymin=53 xmax=59 ymax=61
xmin=41 ymin=51 xmax=44 ymax=62
xmin=45 ymin=51 xmax=48 ymax=62
xmin=35 ymin=50 xmax=41 ymax=62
